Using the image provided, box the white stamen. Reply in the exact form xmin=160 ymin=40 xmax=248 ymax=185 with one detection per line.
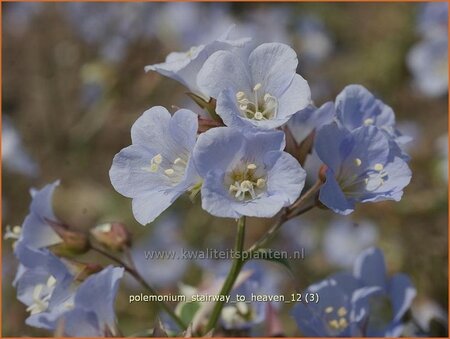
xmin=256 ymin=178 xmax=266 ymax=189
xmin=325 ymin=306 xmax=334 ymax=313
xmin=164 ymin=168 xmax=175 ymax=176
xmin=247 ymin=163 xmax=257 ymax=170
xmin=337 ymin=307 xmax=347 ymax=317
xmin=354 ymin=158 xmax=362 ymax=166
xmin=236 ymin=91 xmax=245 ymax=100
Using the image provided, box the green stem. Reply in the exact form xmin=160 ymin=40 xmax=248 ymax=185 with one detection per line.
xmin=91 ymin=245 xmax=188 ymax=331
xmin=204 ymin=217 xmax=246 ymax=334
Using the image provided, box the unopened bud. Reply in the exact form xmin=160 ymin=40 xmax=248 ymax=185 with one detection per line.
xmin=90 ymin=222 xmax=131 ymax=251
xmin=46 ymin=219 xmax=90 ymax=257
xmin=318 ymin=164 xmax=328 ymax=183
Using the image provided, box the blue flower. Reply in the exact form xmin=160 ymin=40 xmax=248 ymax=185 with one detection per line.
xmin=193 ymin=127 xmax=306 ymax=218
xmin=417 ymin=2 xmax=448 ymax=40
xmin=407 ymin=35 xmax=448 ymax=98
xmin=323 ymin=217 xmax=378 ymax=268
xmin=334 ymin=85 xmax=411 ymax=149
xmin=109 ymin=106 xmax=200 ymax=225
xmin=197 ymin=42 xmax=311 ymax=130
xmin=145 ymin=26 xmax=250 ymax=100
xmin=13 ymin=243 xmax=75 ymax=330
xmin=315 ymin=123 xmax=411 ymax=215
xmin=291 ymin=272 xmax=381 ymax=336
xmin=353 ymin=248 xmax=417 ymax=337
xmin=62 ymin=266 xmax=124 ymax=337
xmin=286 ymin=102 xmax=334 ymax=144
xmin=292 ymin=247 xmax=416 ymax=337
xmin=5 ymin=181 xmax=63 ymax=250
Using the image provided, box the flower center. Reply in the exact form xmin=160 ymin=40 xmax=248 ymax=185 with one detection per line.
xmin=235 ymin=83 xmax=278 ymax=121
xmin=143 ymin=153 xmax=189 ymax=185
xmin=226 ymin=163 xmax=266 ymax=201
xmin=339 ymin=159 xmax=388 ymax=195
xmin=324 ymin=306 xmax=349 ymax=333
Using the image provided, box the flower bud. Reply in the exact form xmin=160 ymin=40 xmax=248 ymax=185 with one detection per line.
xmin=90 ymin=222 xmax=131 ymax=251
xmin=46 ymin=219 xmax=90 ymax=257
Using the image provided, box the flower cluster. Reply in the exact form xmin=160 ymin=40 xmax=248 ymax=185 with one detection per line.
xmin=111 ymin=28 xmax=412 ymax=225
xmin=7 ymin=20 xmax=421 ymax=338
xmin=9 ymin=182 xmax=124 ymax=337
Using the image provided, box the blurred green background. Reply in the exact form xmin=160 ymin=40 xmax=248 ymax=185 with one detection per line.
xmin=2 ymin=2 xmax=448 ymax=337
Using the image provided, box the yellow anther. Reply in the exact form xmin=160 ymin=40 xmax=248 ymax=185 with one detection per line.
xmin=247 ymin=163 xmax=257 ymax=170
xmin=236 ymin=301 xmax=249 ymax=315
xmin=337 ymin=307 xmax=347 ymax=317
xmin=374 ymin=163 xmax=384 ymax=171
xmin=253 ymin=83 xmax=262 ymax=91
xmin=164 ymin=168 xmax=175 ymax=176
xmin=338 ymin=317 xmax=348 ymax=328
xmin=150 ymin=163 xmax=159 ymax=172
xmin=354 ymin=158 xmax=362 ymax=166
xmin=256 ymin=178 xmax=266 ymax=189
xmin=13 ymin=226 xmax=22 ymax=234
xmin=241 ymin=180 xmax=253 ymax=190
xmin=152 ymin=154 xmax=162 ymax=164
xmin=239 ymin=104 xmax=248 ymax=110
xmin=174 ymin=158 xmax=185 ymax=166
xmin=325 ymin=306 xmax=334 ymax=314
xmin=364 ymin=118 xmax=374 ymax=125
xmin=328 ymin=319 xmax=339 ymax=329
xmin=47 ymin=276 xmax=57 ymax=288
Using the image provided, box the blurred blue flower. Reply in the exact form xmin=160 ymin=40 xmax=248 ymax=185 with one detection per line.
xmin=315 ymin=123 xmax=411 ymax=215
xmin=62 ymin=266 xmax=124 ymax=337
xmin=193 ymin=127 xmax=306 ymax=218
xmin=13 ymin=243 xmax=75 ymax=330
xmin=64 ymin=3 xmax=158 ymax=63
xmin=295 ymin=15 xmax=334 ymax=65
xmin=291 ymin=272 xmax=381 ymax=336
xmin=146 ymin=26 xmax=250 ymax=100
xmin=286 ymin=102 xmax=334 ymax=144
xmin=417 ymin=2 xmax=448 ymax=40
xmin=292 ymin=247 xmax=416 ymax=337
xmin=323 ymin=217 xmax=378 ymax=268
xmin=109 ymin=107 xmax=200 ymax=225
xmin=197 ymin=42 xmax=311 ymax=130
xmin=407 ymin=35 xmax=448 ymax=98
xmin=5 ymin=181 xmax=63 ymax=250
xmin=2 ymin=116 xmax=39 ymax=178
xmin=353 ymin=247 xmax=417 ymax=336
xmin=128 ymin=215 xmax=189 ymax=289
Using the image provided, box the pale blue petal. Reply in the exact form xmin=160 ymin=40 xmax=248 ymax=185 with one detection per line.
xmin=353 ymin=247 xmax=388 ymax=291
xmin=389 ymin=273 xmax=416 ymax=323
xmin=130 ymin=106 xmax=171 ymax=150
xmin=266 ymin=152 xmax=306 ymax=204
xmin=169 ymin=109 xmax=198 ymax=151
xmin=315 ymin=123 xmax=349 ymax=173
xmin=132 ymin=190 xmax=179 ymax=225
xmin=276 ymin=73 xmax=311 ymax=120
xmin=248 ymin=43 xmax=298 ymax=97
xmin=319 ymin=168 xmax=354 ymax=215
xmin=197 ymin=50 xmax=252 ymax=99
xmin=193 ymin=127 xmax=244 ymax=177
